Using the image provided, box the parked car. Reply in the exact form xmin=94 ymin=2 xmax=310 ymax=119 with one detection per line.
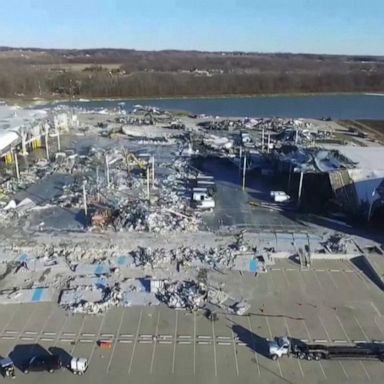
xmin=23 ymin=354 xmax=61 ymax=374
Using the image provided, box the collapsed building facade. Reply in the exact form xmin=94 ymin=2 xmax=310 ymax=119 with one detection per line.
xmin=275 ymin=144 xmax=384 ymax=224
xmin=0 ymin=103 xmax=77 ymax=164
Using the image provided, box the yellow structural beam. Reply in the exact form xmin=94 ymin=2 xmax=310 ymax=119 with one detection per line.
xmin=4 ymin=152 xmax=14 ymax=164
xmin=31 ymin=137 xmax=42 ymax=150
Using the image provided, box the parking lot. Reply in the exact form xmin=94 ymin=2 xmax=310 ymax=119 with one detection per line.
xmin=196 ymin=157 xmax=303 ymax=232
xmin=0 ymin=258 xmax=383 ymax=383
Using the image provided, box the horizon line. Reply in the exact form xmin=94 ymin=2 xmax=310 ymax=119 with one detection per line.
xmin=0 ymin=45 xmax=383 ymax=58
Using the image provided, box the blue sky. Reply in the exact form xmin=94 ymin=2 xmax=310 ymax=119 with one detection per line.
xmin=0 ymin=0 xmax=383 ymax=55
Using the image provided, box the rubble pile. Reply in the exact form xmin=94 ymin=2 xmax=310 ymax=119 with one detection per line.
xmin=60 ymin=283 xmax=123 ymax=315
xmin=155 ymin=280 xmax=207 ymax=309
xmin=129 ymin=245 xmax=238 ymax=269
xmin=322 ymin=233 xmax=349 ymax=254
xmin=112 ymin=200 xmax=199 ymax=233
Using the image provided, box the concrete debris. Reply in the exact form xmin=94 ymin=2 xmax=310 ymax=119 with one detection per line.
xmin=1 ymin=101 xmax=379 ymax=320
xmin=155 ymin=280 xmax=207 ymax=309
xmin=321 ymin=233 xmax=350 ymax=254
xmin=129 ymin=246 xmax=238 ymax=269
xmin=60 ymin=283 xmax=123 ymax=314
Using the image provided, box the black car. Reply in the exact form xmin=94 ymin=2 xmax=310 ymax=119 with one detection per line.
xmin=24 ymin=354 xmax=61 ymax=374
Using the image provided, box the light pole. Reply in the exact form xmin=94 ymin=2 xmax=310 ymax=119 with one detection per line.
xmin=82 ymin=180 xmax=88 ymax=216
xmin=242 ymin=154 xmax=247 ymax=190
xmin=12 ymin=148 xmax=20 ymax=181
xmin=297 ymin=171 xmax=304 ymax=207
xmin=105 ymin=153 xmax=110 ymax=187
xmin=367 ymin=189 xmax=376 ymax=222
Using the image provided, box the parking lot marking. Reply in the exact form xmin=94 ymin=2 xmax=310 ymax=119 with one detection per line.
xmin=88 ymin=316 xmax=107 ymax=363
xmin=20 ymin=336 xmax=34 ymax=341
xmin=318 ymin=360 xmax=327 ymax=379
xmin=171 ymin=310 xmax=178 ymax=374
xmin=338 ymin=361 xmax=349 ymax=379
xmin=70 ymin=316 xmax=86 ymax=355
xmin=231 ymin=329 xmax=239 ymax=376
xmin=1 ymin=336 xmax=15 ymax=340
xmin=264 ymin=317 xmax=283 ymax=378
xmin=318 ymin=316 xmax=331 ymax=342
xmin=281 ymin=269 xmax=290 ymax=287
xmin=150 ymin=311 xmax=160 ymax=374
xmin=373 ymin=316 xmax=384 ymax=337
xmin=265 ymin=316 xmax=273 ymax=339
xmin=353 ymin=315 xmax=369 ymax=341
xmin=37 ymin=305 xmax=56 ymax=342
xmin=360 ymin=361 xmax=371 ymax=381
xmin=53 ymin=315 xmax=69 ymax=347
xmin=1 ymin=307 xmax=20 ymax=336
xmin=343 ymin=271 xmax=355 ymax=289
xmin=313 ymin=272 xmax=324 ymax=289
xmin=212 ymin=318 xmax=218 ymax=376
xmin=193 ymin=311 xmax=196 ymax=375
xmin=327 ymin=271 xmax=338 ymax=289
xmin=284 ymin=318 xmax=304 ymax=378
xmin=7 ymin=305 xmax=38 ymax=354
xmin=247 ymin=316 xmax=261 ymax=376
xmin=301 ymin=318 xmax=312 ymax=342
xmin=43 ymin=332 xmax=57 ymax=336
xmin=370 ymin=301 xmax=382 ymax=317
xmin=128 ymin=309 xmax=143 ymax=374
xmin=347 ymin=262 xmax=371 ymax=289
xmin=107 ymin=310 xmax=125 ymax=373
xmin=336 ymin=315 xmax=350 ymax=342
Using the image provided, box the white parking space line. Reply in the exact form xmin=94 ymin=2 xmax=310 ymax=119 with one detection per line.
xmin=318 ymin=360 xmax=327 ymax=379
xmin=298 ymin=308 xmax=326 ymax=379
xmin=360 ymin=361 xmax=371 ymax=381
xmin=318 ymin=316 xmax=331 ymax=342
xmin=1 ymin=307 xmax=20 ymax=335
xmin=313 ymin=272 xmax=324 ymax=289
xmin=70 ymin=317 xmax=86 ymax=355
xmin=231 ymin=329 xmax=239 ymax=376
xmin=53 ymin=316 xmax=70 ymax=346
xmin=264 ymin=316 xmax=283 ymax=377
xmin=353 ymin=315 xmax=369 ymax=341
xmin=247 ymin=316 xmax=260 ymax=376
xmin=373 ymin=316 xmax=384 ymax=337
xmin=301 ymin=318 xmax=312 ymax=342
xmin=281 ymin=269 xmax=290 ymax=287
xmin=128 ymin=309 xmax=143 ymax=374
xmin=370 ymin=301 xmax=382 ymax=317
xmin=265 ymin=316 xmax=273 ymax=339
xmin=284 ymin=318 xmax=304 ymax=378
xmin=335 ymin=315 xmax=350 ymax=342
xmin=327 ymin=271 xmax=338 ymax=289
xmin=87 ymin=315 xmax=106 ymax=364
xmin=348 ymin=263 xmax=371 ymax=289
xmin=37 ymin=306 xmax=57 ymax=342
xmin=211 ymin=319 xmax=218 ymax=376
xmin=149 ymin=311 xmax=160 ymax=374
xmin=342 ymin=271 xmax=354 ymax=289
xmin=7 ymin=306 xmax=38 ymax=354
xmin=339 ymin=361 xmax=349 ymax=379
xmin=171 ymin=310 xmax=178 ymax=374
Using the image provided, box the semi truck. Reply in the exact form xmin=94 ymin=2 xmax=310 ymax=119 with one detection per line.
xmin=269 ymin=336 xmax=384 ymax=362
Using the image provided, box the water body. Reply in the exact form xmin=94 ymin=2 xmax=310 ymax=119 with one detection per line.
xmin=49 ymin=94 xmax=384 ymax=119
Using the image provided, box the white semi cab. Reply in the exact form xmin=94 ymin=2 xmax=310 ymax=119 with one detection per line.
xmin=70 ymin=357 xmax=88 ymax=375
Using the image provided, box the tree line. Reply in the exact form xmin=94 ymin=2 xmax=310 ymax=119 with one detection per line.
xmin=0 ymin=49 xmax=383 ymax=99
